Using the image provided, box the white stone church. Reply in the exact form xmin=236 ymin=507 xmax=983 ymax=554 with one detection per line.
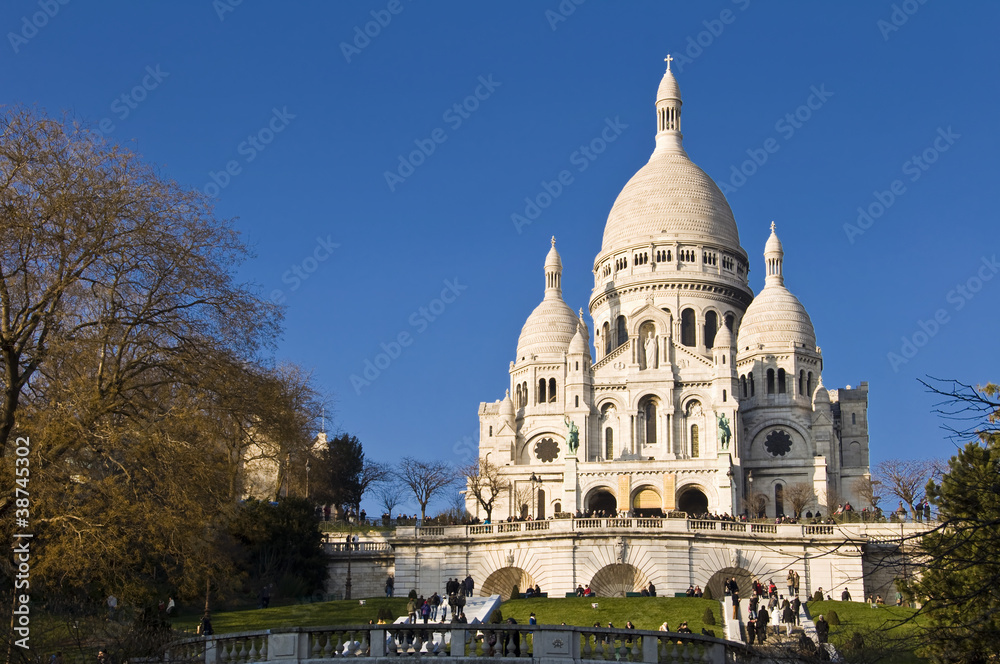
xmin=472 ymin=62 xmax=870 ymax=522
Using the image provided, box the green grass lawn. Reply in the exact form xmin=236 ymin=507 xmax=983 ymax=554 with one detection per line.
xmin=173 ymin=596 xmax=722 ymax=638
xmin=499 ymin=597 xmax=721 ymax=636
xmin=805 ymin=600 xmax=930 ymax=663
xmin=171 ymin=598 xmax=408 ymax=635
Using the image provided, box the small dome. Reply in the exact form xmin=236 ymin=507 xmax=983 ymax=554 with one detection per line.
xmin=544 ymin=236 xmax=562 ymax=270
xmin=714 ymin=322 xmax=733 ymax=348
xmin=568 ymin=326 xmax=589 ymax=356
xmin=516 ymin=298 xmax=578 ymax=359
xmin=812 ymin=378 xmax=830 ymax=406
xmin=500 ymin=390 xmax=515 ymax=418
xmin=657 ymin=67 xmax=681 ymax=103
xmin=737 ymin=286 xmax=816 ymax=352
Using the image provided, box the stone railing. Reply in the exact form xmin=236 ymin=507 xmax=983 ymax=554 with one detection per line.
xmin=324 ymin=541 xmax=394 ymax=553
xmin=396 ymin=519 xmax=931 ymax=543
xmin=163 ymin=624 xmax=733 ymax=663
xmin=592 ymin=337 xmax=632 ymax=371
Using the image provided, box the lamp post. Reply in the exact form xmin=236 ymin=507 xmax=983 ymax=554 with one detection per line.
xmin=530 ymin=473 xmax=540 ymax=519
xmin=345 ymin=522 xmax=353 ymax=600
xmin=305 ymin=459 xmax=311 ymax=499
xmin=747 ymin=471 xmax=754 ymax=519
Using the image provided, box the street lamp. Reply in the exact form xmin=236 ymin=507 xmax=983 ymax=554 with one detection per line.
xmin=747 ymin=471 xmax=754 ymax=518
xmin=305 ymin=459 xmax=311 ymax=499
xmin=530 ymin=473 xmax=540 ymax=519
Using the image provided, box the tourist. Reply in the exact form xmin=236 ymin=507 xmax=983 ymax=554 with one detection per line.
xmin=575 ymin=584 xmax=585 ymax=597
xmin=502 ymin=617 xmax=520 ymax=657
xmin=528 ymin=613 xmax=537 ymax=626
xmin=786 ymin=570 xmax=795 ymax=597
xmin=686 ymin=585 xmax=694 ymax=597
xmin=385 ymin=575 xmax=394 ymax=598
xmin=755 ymin=607 xmax=769 ymax=643
xmin=791 ymin=596 xmax=801 ymax=625
xmin=693 ymin=585 xmax=702 ymax=597
xmin=198 ymin=612 xmax=213 ymax=637
xmin=677 ymin=622 xmax=692 ymax=634
xmin=815 ymin=615 xmax=829 ymax=643
xmin=429 ymin=592 xmax=441 ymax=620
xmin=406 ymin=597 xmax=417 ymax=622
xmin=746 ymin=617 xmax=756 ymax=646
xmin=658 ymin=621 xmax=670 ymax=632
xmin=841 ymin=588 xmax=851 ymax=602
xmin=782 ymin=600 xmax=795 ymax=636
xmin=647 ymin=582 xmax=656 ymax=597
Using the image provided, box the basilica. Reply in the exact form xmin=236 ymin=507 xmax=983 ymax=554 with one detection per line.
xmin=472 ymin=62 xmax=871 ymax=522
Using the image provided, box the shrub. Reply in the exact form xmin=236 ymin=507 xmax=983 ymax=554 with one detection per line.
xmin=489 ymin=608 xmax=504 ymax=624
xmin=702 ymin=587 xmax=714 ymax=601
xmin=408 ymin=589 xmax=418 ymax=600
xmin=702 ymin=607 xmax=716 ymax=625
xmin=376 ymin=607 xmax=394 ymax=623
xmin=827 ymin=610 xmax=840 ymax=625
xmin=511 ymin=584 xmax=519 ymax=599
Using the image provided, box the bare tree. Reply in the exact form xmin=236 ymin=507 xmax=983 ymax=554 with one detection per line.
xmin=875 ymin=459 xmax=932 ymax=517
xmin=822 ymin=485 xmax=843 ymax=516
xmin=462 ymin=457 xmax=511 ymax=522
xmin=356 ymin=460 xmax=391 ymax=516
xmin=513 ymin=482 xmax=534 ymax=519
xmin=744 ymin=491 xmax=768 ymax=519
xmin=377 ymin=481 xmax=407 ymax=518
xmin=398 ymin=457 xmax=457 ymax=520
xmin=784 ymin=482 xmax=815 ymax=518
xmin=853 ymin=475 xmax=883 ymax=511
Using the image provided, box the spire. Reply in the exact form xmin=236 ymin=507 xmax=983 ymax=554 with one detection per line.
xmin=764 ymin=221 xmax=785 ymax=287
xmin=544 ymin=237 xmax=563 ymax=299
xmin=655 ymin=55 xmax=684 ymax=153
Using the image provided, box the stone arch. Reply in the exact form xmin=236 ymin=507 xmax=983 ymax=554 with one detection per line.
xmin=677 ymin=485 xmax=709 ymax=515
xmin=518 ymin=432 xmax=563 ymax=465
xmin=585 ymin=487 xmax=617 ymax=515
xmin=481 ymin=566 xmax=537 ymax=601
xmin=590 ymin=563 xmax=649 ymax=598
xmin=705 ymin=566 xmax=755 ymax=601
xmin=631 ymin=485 xmax=663 ymax=517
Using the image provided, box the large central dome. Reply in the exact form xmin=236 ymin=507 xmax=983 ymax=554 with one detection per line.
xmin=599 ymin=65 xmax=742 ymax=256
xmin=601 ymin=151 xmax=741 ymax=253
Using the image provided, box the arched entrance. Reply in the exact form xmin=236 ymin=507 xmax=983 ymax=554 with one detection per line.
xmin=586 ymin=489 xmax=617 ymax=516
xmin=705 ymin=567 xmax=754 ymax=601
xmin=677 ymin=487 xmax=709 ymax=516
xmin=590 ymin=563 xmax=649 ymax=597
xmin=632 ymin=486 xmax=663 ymax=518
xmin=481 ymin=567 xmax=538 ymax=600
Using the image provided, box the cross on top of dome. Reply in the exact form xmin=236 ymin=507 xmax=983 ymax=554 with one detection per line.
xmin=664 ymin=54 xmax=673 ymax=71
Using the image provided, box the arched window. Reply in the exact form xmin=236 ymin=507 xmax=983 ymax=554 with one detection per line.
xmin=741 ymin=375 xmax=747 ymax=398
xmin=548 ymin=378 xmax=557 ymax=403
xmin=515 ymin=384 xmax=521 ymax=408
xmin=852 ymin=412 xmax=856 ymax=425
xmin=605 ymin=427 xmax=613 ymax=460
xmin=681 ymin=308 xmax=696 ymax=347
xmin=691 ymin=424 xmax=699 ymax=457
xmin=798 ymin=370 xmax=805 ymax=396
xmin=489 ymin=426 xmax=493 ymax=436
xmin=807 ymin=372 xmax=814 ymax=397
xmin=575 ymin=395 xmax=579 ymax=407
xmin=704 ymin=311 xmax=718 ymax=349
xmin=639 ymin=395 xmax=658 ymax=446
xmin=777 ymin=368 xmax=786 ymax=394
xmin=537 ymin=489 xmax=546 ymax=519
xmin=725 ymin=313 xmax=735 ymax=331
xmin=554 ymin=501 xmax=561 ymax=514
xmin=538 ymin=378 xmax=546 ymax=404
xmin=775 ymin=483 xmax=784 ymax=517
xmin=767 ymin=369 xmax=775 ymax=394
xmin=723 ymin=389 xmax=727 ymax=403
xmin=603 ymin=322 xmax=612 ymax=355
xmin=750 ymin=373 xmax=756 ymax=396
xmin=615 ymin=316 xmax=628 ymax=349
xmin=522 ymin=382 xmax=528 ymax=407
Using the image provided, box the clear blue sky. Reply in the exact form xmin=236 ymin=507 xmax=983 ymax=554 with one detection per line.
xmin=4 ymin=1 xmax=998 ymax=515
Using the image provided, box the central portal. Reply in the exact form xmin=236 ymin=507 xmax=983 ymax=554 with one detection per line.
xmin=587 ymin=489 xmax=617 ymax=515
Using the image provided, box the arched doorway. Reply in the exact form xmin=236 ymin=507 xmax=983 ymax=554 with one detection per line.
xmin=677 ymin=487 xmax=709 ymax=516
xmin=481 ymin=567 xmax=538 ymax=600
xmin=587 ymin=489 xmax=617 ymax=516
xmin=705 ymin=567 xmax=754 ymax=602
xmin=590 ymin=563 xmax=649 ymax=597
xmin=632 ymin=486 xmax=663 ymax=518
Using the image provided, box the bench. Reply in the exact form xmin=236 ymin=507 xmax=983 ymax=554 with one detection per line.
xmin=518 ymin=593 xmax=548 ymax=599
xmin=625 ymin=592 xmax=643 ymax=597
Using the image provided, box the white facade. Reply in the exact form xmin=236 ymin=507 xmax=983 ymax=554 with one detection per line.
xmin=474 ymin=64 xmax=870 ymax=522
